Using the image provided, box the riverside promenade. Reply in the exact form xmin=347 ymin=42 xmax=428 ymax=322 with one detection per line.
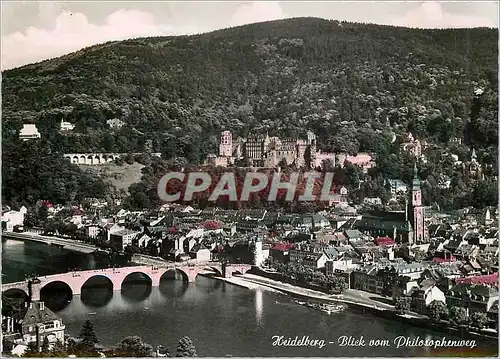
xmin=221 ymin=273 xmax=498 ymax=341
xmin=229 ymin=273 xmax=405 ymax=313
xmin=2 ymin=231 xmax=98 ymax=254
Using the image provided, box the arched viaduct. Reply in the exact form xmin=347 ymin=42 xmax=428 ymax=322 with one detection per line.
xmin=2 ymin=264 xmax=251 ymax=301
xmin=64 ymin=153 xmax=162 ymax=165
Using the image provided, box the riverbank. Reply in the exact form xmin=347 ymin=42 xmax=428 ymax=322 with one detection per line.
xmin=219 ymin=273 xmax=498 ymax=341
xmin=2 ymin=232 xmax=98 ymax=254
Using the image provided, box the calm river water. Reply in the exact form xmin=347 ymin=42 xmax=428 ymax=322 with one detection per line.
xmin=2 ymin=239 xmax=498 ymax=357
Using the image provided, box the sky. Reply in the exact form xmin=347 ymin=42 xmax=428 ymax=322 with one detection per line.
xmin=1 ymin=1 xmax=498 ymax=70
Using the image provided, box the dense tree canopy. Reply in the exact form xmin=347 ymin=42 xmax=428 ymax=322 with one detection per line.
xmin=2 ymin=18 xmax=497 ymax=209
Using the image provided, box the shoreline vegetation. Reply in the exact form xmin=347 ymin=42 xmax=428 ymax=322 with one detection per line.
xmin=5 ymin=319 xmax=196 ymax=358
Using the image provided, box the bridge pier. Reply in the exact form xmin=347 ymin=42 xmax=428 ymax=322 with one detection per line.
xmin=28 ymin=281 xmax=41 ymax=302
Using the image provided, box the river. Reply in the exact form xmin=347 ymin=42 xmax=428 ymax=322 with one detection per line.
xmin=2 ymin=239 xmax=498 ymax=357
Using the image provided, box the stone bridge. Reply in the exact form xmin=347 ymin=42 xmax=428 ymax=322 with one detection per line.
xmin=2 ymin=264 xmax=251 ymax=301
xmin=64 ymin=153 xmax=161 ymax=165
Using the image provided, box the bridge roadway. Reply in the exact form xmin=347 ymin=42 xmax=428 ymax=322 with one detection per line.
xmin=63 ymin=153 xmax=162 ymax=166
xmin=2 ymin=263 xmax=251 ymax=301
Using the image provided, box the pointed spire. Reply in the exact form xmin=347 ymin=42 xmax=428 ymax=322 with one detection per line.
xmin=413 ymin=162 xmax=418 ymax=178
xmin=471 ymin=148 xmax=477 ymax=160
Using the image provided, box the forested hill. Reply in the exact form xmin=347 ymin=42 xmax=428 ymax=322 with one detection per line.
xmin=2 ymin=17 xmax=497 ymax=163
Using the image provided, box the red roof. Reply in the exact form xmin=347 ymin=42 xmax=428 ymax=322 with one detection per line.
xmin=375 ymin=237 xmax=396 ymax=246
xmin=455 ymin=272 xmax=499 ymax=285
xmin=169 ymin=226 xmax=177 ymax=233
xmin=271 ymin=242 xmax=294 ymax=251
xmin=41 ymin=200 xmax=53 ymax=207
xmin=433 ymin=256 xmax=456 ymax=263
xmin=202 ymin=220 xmax=221 ymax=230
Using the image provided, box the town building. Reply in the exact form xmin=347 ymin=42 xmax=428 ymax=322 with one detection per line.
xmin=335 ymin=153 xmax=375 ymax=172
xmin=1 ymin=206 xmax=27 ymax=232
xmin=19 ymin=124 xmax=41 ymax=141
xmin=110 ymin=229 xmax=140 ymax=250
xmin=386 ymin=179 xmax=408 ymax=195
xmin=352 ymin=210 xmax=413 ymax=244
xmin=408 ymin=278 xmax=447 ymax=315
xmin=19 ymin=301 xmax=65 ymax=350
xmin=107 ymin=118 xmax=125 ymax=129
xmin=59 ymin=120 xmax=75 ymax=132
xmin=465 ymin=148 xmax=484 ymax=181
xmin=400 ymin=133 xmax=423 ymax=158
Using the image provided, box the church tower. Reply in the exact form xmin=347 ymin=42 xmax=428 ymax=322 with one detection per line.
xmin=253 ymin=235 xmax=264 ymax=267
xmin=411 ymin=163 xmax=425 ymax=243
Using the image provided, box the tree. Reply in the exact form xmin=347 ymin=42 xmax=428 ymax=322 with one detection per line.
xmin=395 ymin=296 xmax=412 ymax=314
xmin=50 ymin=339 xmax=67 ymax=357
xmin=277 ymin=158 xmax=288 ymax=168
xmin=40 ymin=336 xmax=50 ymax=354
xmin=176 ymin=336 xmax=197 ymax=357
xmin=470 ymin=311 xmax=488 ymax=329
xmin=79 ymin=319 xmax=99 ymax=353
xmin=23 ymin=342 xmax=39 ymax=357
xmin=449 ymin=306 xmax=469 ymax=327
xmin=114 ymin=336 xmax=154 ymax=357
xmin=2 ymin=337 xmax=14 ymax=354
xmin=428 ymin=300 xmax=448 ymax=323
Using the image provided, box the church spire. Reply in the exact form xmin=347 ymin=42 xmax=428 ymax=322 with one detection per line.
xmin=471 ymin=147 xmax=477 ymax=160
xmin=412 ymin=162 xmax=420 ymax=188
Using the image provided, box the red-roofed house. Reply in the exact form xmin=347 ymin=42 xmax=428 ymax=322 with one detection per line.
xmin=455 ymin=272 xmax=499 ymax=286
xmin=375 ymin=237 xmax=396 ymax=247
xmin=433 ymin=256 xmax=456 ymax=264
xmin=270 ymin=242 xmax=294 ymax=264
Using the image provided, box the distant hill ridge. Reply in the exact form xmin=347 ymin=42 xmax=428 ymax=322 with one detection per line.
xmin=2 ymin=17 xmax=497 ymax=160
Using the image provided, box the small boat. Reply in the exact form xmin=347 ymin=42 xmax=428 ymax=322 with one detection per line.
xmin=144 ymin=307 xmax=149 ymax=310
xmin=88 ymin=312 xmax=96 ymax=315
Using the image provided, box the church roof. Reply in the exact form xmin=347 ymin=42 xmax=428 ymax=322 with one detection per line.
xmin=22 ymin=302 xmax=60 ymax=327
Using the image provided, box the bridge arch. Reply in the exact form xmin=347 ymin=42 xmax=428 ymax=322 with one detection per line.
xmin=41 ymin=280 xmax=73 ymax=296
xmin=40 ymin=280 xmax=73 ymax=310
xmin=120 ymin=271 xmax=153 ymax=289
xmin=79 ymin=155 xmax=86 ymax=164
xmin=227 ymin=265 xmax=252 ymax=276
xmin=3 ymin=288 xmax=29 ymax=300
xmin=72 ymin=156 xmax=78 ymax=164
xmin=81 ymin=275 xmax=114 ymax=291
xmin=209 ymin=266 xmax=223 ymax=276
xmin=159 ymin=268 xmax=193 ymax=283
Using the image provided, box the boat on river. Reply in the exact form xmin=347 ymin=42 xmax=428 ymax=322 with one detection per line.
xmin=296 ymin=300 xmax=346 ymax=314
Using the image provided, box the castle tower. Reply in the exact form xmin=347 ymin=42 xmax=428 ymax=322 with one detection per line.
xmin=306 ymin=130 xmax=317 ymax=169
xmin=219 ymin=131 xmax=233 ymax=157
xmin=411 ymin=163 xmax=425 ymax=243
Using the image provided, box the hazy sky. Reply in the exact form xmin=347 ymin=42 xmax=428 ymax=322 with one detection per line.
xmin=1 ymin=1 xmax=498 ymax=70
